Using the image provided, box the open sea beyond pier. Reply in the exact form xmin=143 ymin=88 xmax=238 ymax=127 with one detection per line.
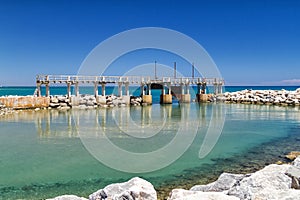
xmin=0 ymin=86 xmax=300 ymax=199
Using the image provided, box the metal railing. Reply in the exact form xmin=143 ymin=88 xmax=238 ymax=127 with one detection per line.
xmin=36 ymin=75 xmax=224 ymax=85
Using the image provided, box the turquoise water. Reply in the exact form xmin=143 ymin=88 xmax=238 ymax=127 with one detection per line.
xmin=1 ymin=102 xmax=300 ymax=199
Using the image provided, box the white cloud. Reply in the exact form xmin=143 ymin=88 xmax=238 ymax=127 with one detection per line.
xmin=281 ymin=79 xmax=300 ymax=85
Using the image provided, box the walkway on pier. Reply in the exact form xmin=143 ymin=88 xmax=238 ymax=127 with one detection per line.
xmin=36 ymin=75 xmax=224 ymax=104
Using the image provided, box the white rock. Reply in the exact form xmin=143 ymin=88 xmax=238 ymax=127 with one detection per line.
xmin=293 ymin=156 xmax=300 ymax=168
xmin=228 ymin=164 xmax=292 ymax=199
xmin=89 ymin=177 xmax=157 ymax=200
xmin=167 ymin=189 xmax=239 ymax=200
xmin=47 ymin=194 xmax=88 ymax=200
xmin=190 ymin=173 xmax=245 ymax=192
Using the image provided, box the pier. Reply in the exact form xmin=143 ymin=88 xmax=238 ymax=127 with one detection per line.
xmin=36 ymin=75 xmax=224 ymax=104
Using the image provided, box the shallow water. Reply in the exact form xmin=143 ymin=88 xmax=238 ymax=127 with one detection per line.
xmin=0 ymin=103 xmax=300 ymax=199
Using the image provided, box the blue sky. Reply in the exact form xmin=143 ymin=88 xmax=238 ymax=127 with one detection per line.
xmin=0 ymin=0 xmax=299 ymax=86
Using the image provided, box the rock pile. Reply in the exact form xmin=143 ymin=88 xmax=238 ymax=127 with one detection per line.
xmin=182 ymin=162 xmax=300 ymax=200
xmin=215 ymin=88 xmax=300 ymax=106
xmin=48 ymin=177 xmax=157 ymax=200
xmin=48 ymin=95 xmax=145 ymax=110
xmin=0 ymin=103 xmax=14 ymax=116
xmin=130 ymin=96 xmax=142 ymax=106
xmin=49 ymin=96 xmax=72 ymax=110
xmin=49 ymin=156 xmax=300 ymax=200
xmin=105 ymin=95 xmax=127 ymax=107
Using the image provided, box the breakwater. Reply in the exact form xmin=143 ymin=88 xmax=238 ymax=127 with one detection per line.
xmin=214 ymin=88 xmax=300 ymax=106
xmin=1 ymin=88 xmax=300 ymax=115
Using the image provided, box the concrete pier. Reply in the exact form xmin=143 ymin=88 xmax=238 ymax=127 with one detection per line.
xmin=36 ymin=75 xmax=224 ymax=105
xmin=142 ymin=95 xmax=152 ymax=105
xmin=160 ymin=94 xmax=172 ymax=104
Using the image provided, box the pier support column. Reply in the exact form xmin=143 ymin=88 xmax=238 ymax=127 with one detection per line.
xmin=67 ymin=82 xmax=71 ymax=98
xmin=142 ymin=84 xmax=152 ymax=105
xmin=197 ymin=94 xmax=209 ymax=103
xmin=101 ymin=83 xmax=106 ymax=96
xmin=94 ymin=82 xmax=98 ymax=97
xmin=142 ymin=95 xmax=152 ymax=105
xmin=218 ymin=83 xmax=223 ymax=94
xmin=118 ymin=82 xmax=122 ymax=97
xmin=125 ymin=83 xmax=129 ymax=96
xmin=160 ymin=94 xmax=172 ymax=104
xmin=147 ymin=84 xmax=151 ymax=95
xmin=160 ymin=83 xmax=172 ymax=104
xmin=75 ymin=82 xmax=79 ymax=97
xmin=36 ymin=82 xmax=41 ymax=97
xmin=141 ymin=84 xmax=145 ymax=96
xmin=201 ymin=82 xmax=207 ymax=94
xmin=45 ymin=83 xmax=50 ymax=97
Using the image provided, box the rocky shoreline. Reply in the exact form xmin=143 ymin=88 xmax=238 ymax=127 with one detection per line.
xmin=49 ymin=156 xmax=300 ymax=200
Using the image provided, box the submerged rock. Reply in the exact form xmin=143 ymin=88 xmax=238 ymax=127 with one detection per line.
xmin=167 ymin=189 xmax=239 ymax=200
xmin=286 ymin=151 xmax=300 ymax=161
xmin=89 ymin=177 xmax=157 ymax=200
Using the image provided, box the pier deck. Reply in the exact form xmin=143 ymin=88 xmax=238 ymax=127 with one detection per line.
xmin=36 ymin=75 xmax=224 ymax=104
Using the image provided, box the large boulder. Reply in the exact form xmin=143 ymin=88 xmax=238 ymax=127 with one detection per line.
xmin=190 ymin=173 xmax=245 ymax=192
xmin=227 ymin=164 xmax=293 ymax=199
xmin=89 ymin=177 xmax=157 ymax=200
xmin=293 ymin=156 xmax=300 ymax=168
xmin=285 ymin=151 xmax=300 ymax=161
xmin=167 ymin=189 xmax=239 ymax=200
xmin=47 ymin=195 xmax=88 ymax=200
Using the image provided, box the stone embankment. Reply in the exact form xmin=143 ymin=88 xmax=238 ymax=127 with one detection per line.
xmin=214 ymin=88 xmax=300 ymax=106
xmin=49 ymin=156 xmax=300 ymax=200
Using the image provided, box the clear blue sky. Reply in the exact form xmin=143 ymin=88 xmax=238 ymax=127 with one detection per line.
xmin=0 ymin=0 xmax=299 ymax=86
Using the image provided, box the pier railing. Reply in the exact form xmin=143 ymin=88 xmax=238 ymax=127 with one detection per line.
xmin=36 ymin=75 xmax=224 ymax=85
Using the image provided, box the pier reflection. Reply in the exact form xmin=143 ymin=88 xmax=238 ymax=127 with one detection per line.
xmin=0 ymin=103 xmax=299 ymax=139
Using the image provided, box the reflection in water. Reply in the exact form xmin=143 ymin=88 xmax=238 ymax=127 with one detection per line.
xmin=1 ymin=103 xmax=300 ymax=199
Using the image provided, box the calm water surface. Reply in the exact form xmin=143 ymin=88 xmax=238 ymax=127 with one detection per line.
xmin=0 ymin=103 xmax=300 ymax=199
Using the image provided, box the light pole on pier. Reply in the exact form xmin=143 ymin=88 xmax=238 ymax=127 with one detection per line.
xmin=154 ymin=61 xmax=157 ymax=80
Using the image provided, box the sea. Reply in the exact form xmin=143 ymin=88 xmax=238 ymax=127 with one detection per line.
xmin=0 ymin=85 xmax=300 ymax=199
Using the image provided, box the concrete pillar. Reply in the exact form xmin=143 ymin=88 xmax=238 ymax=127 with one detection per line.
xmin=162 ymin=84 xmax=166 ymax=95
xmin=125 ymin=83 xmax=129 ymax=96
xmin=219 ymin=84 xmax=223 ymax=94
xmin=94 ymin=82 xmax=98 ymax=97
xmin=160 ymin=94 xmax=172 ymax=104
xmin=197 ymin=94 xmax=209 ymax=102
xmin=142 ymin=95 xmax=152 ymax=105
xmin=67 ymin=82 xmax=71 ymax=98
xmin=147 ymin=84 xmax=151 ymax=95
xmin=36 ymin=83 xmax=41 ymax=97
xmin=186 ymin=84 xmax=190 ymax=94
xmin=101 ymin=83 xmax=106 ymax=96
xmin=141 ymin=84 xmax=145 ymax=96
xmin=167 ymin=83 xmax=171 ymax=95
xmin=45 ymin=84 xmax=50 ymax=97
xmin=75 ymin=82 xmax=79 ymax=97
xmin=213 ymin=83 xmax=217 ymax=94
xmin=181 ymin=84 xmax=185 ymax=95
xmin=118 ymin=82 xmax=122 ymax=97
xmin=201 ymin=83 xmax=206 ymax=94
